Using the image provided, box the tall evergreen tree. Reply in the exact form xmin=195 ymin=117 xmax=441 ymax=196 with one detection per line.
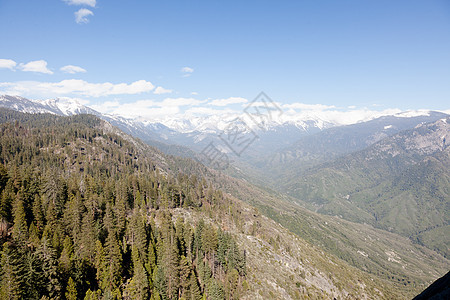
xmin=12 ymin=191 xmax=28 ymax=244
xmin=99 ymin=230 xmax=122 ymax=297
xmin=35 ymin=237 xmax=61 ymax=299
xmin=0 ymin=242 xmax=26 ymax=299
xmin=123 ymin=245 xmax=149 ymax=299
xmin=65 ymin=277 xmax=77 ymax=300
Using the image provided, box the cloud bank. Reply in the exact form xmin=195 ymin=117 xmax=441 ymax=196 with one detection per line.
xmin=0 ymin=79 xmax=155 ymax=97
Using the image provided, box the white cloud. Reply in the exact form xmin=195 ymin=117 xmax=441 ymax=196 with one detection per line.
xmin=181 ymin=67 xmax=194 ymax=73
xmin=181 ymin=66 xmax=194 ymax=77
xmin=282 ymin=103 xmax=336 ymax=111
xmin=154 ymin=86 xmax=172 ymax=95
xmin=89 ymin=97 xmax=208 ymax=121
xmin=0 ymin=79 xmax=155 ymax=97
xmin=209 ymin=97 xmax=248 ymax=106
xmin=191 ymin=92 xmax=198 ymax=95
xmin=161 ymin=97 xmax=205 ymax=107
xmin=185 ymin=106 xmax=238 ymax=116
xmin=19 ymin=60 xmax=53 ymax=74
xmin=120 ymin=105 xmax=180 ymax=119
xmin=0 ymin=59 xmax=17 ymax=70
xmin=281 ymin=108 xmax=402 ymax=126
xmin=75 ymin=8 xmax=93 ymax=24
xmin=108 ymin=80 xmax=155 ymax=95
xmin=95 ymin=99 xmax=179 ymax=119
xmin=90 ymin=100 xmax=121 ymax=113
xmin=60 ymin=65 xmax=87 ymax=74
xmin=64 ymin=0 xmax=96 ymax=7
xmin=56 ymin=96 xmax=90 ymax=106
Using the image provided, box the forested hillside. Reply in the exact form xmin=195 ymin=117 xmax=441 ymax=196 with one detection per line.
xmin=0 ymin=109 xmax=447 ymax=299
xmin=0 ymin=110 xmax=246 ymax=299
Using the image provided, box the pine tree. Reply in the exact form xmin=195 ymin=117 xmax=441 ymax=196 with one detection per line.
xmin=32 ymin=194 xmax=45 ymax=235
xmin=35 ymin=238 xmax=61 ymax=299
xmin=153 ymin=266 xmax=168 ymax=300
xmin=66 ymin=277 xmax=78 ymax=300
xmin=12 ymin=191 xmax=28 ymax=244
xmin=23 ymin=250 xmax=44 ymax=299
xmin=175 ymin=217 xmax=186 ymax=255
xmin=202 ymin=225 xmax=217 ymax=262
xmin=59 ymin=236 xmax=74 ymax=275
xmin=207 ymin=278 xmax=225 ymax=300
xmin=63 ymin=192 xmax=84 ymax=241
xmin=188 ymin=271 xmax=202 ymax=300
xmin=128 ymin=210 xmax=148 ymax=264
xmin=0 ymin=164 xmax=8 ymax=193
xmin=164 ymin=227 xmax=180 ymax=299
xmin=0 ymin=242 xmax=26 ymax=299
xmin=124 ymin=245 xmax=149 ymax=299
xmin=179 ymin=255 xmax=191 ymax=297
xmin=0 ymin=179 xmax=13 ymax=223
xmin=79 ymin=211 xmax=98 ymax=263
xmin=216 ymin=230 xmax=229 ymax=269
xmin=147 ymin=236 xmax=157 ymax=280
xmin=99 ymin=231 xmax=122 ymax=297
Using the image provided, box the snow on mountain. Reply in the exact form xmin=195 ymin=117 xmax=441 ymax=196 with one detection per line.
xmin=0 ymin=95 xmax=98 ymax=116
xmin=0 ymin=95 xmax=55 ymax=114
xmin=1 ymin=95 xmax=448 ymax=156
xmin=38 ymin=98 xmax=98 ymax=116
xmin=394 ymin=110 xmax=431 ymax=118
xmin=150 ymin=111 xmax=335 ymax=135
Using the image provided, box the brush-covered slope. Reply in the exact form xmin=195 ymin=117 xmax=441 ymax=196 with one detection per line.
xmin=0 ymin=108 xmax=420 ymax=299
xmin=283 ymin=117 xmax=450 ymax=257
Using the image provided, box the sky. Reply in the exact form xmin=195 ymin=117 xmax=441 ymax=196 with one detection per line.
xmin=0 ymin=0 xmax=449 ymax=122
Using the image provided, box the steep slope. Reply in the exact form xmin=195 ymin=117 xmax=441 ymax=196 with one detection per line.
xmin=284 ymin=117 xmax=450 ymax=256
xmin=413 ymin=271 xmax=450 ymax=300
xmin=0 ymin=108 xmax=421 ymax=299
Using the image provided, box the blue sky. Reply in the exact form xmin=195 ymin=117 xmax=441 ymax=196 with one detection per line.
xmin=0 ymin=0 xmax=449 ymax=119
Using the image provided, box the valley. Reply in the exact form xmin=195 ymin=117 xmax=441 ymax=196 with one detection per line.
xmin=0 ymin=97 xmax=448 ymax=299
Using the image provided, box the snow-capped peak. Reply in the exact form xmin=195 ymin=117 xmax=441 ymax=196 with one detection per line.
xmin=35 ymin=98 xmax=96 ymax=116
xmin=394 ymin=110 xmax=431 ymax=118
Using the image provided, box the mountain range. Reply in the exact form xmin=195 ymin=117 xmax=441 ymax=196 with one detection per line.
xmin=1 ymin=94 xmax=447 ymax=161
xmin=0 ymin=95 xmax=449 ymax=298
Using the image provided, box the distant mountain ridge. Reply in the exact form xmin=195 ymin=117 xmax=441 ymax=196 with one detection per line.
xmin=0 ymin=95 xmax=98 ymax=116
xmin=281 ymin=117 xmax=450 ymax=257
xmin=2 ymin=95 xmax=448 ymax=162
xmin=263 ymin=111 xmax=449 ymax=174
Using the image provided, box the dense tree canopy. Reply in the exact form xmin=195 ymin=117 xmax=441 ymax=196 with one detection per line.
xmin=0 ymin=110 xmax=246 ymax=299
